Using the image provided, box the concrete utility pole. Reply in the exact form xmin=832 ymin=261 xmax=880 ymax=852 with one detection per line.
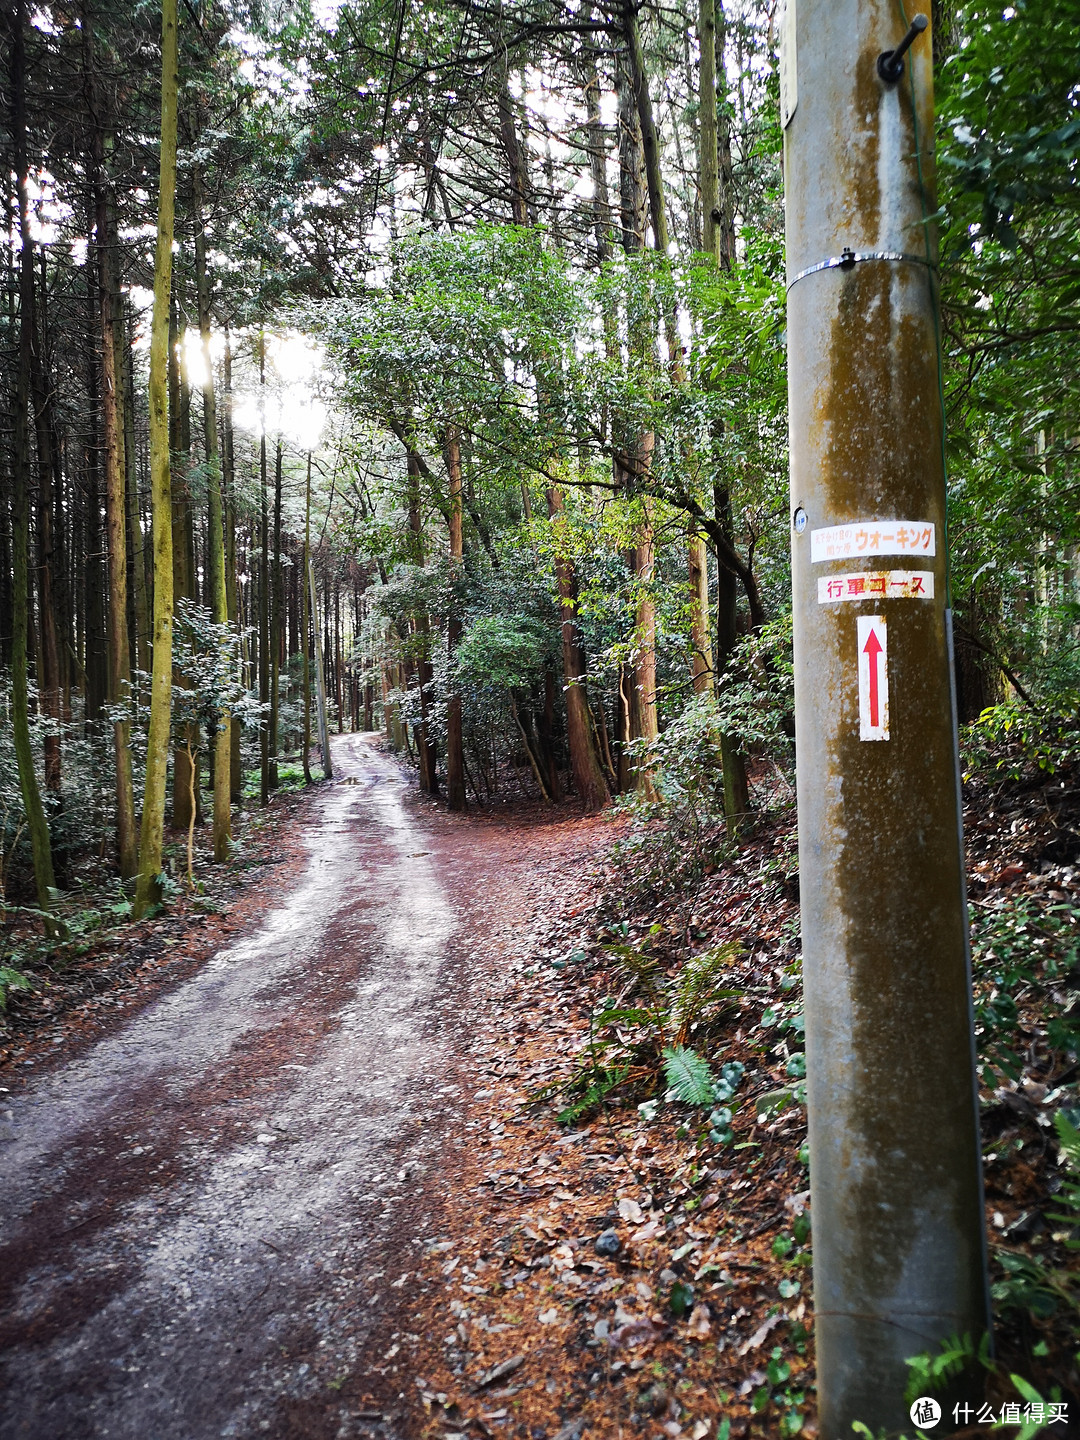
xmin=782 ymin=3 xmax=990 ymax=1434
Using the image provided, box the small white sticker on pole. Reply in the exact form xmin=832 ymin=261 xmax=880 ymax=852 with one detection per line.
xmin=857 ymin=615 xmax=889 ymax=741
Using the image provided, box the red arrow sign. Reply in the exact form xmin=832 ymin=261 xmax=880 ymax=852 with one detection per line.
xmin=863 ymin=626 xmax=883 ymax=728
xmin=856 ymin=615 xmax=889 ymax=740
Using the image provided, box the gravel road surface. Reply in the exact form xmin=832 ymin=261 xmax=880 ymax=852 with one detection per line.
xmin=0 ymin=735 xmax=520 ymax=1440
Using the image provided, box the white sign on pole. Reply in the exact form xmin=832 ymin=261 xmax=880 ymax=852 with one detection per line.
xmin=811 ymin=520 xmax=936 ymax=563
xmin=857 ymin=615 xmax=889 ymax=741
xmin=818 ymin=570 xmax=934 ymax=603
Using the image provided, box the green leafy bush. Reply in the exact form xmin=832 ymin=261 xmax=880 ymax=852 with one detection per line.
xmin=970 ymin=899 xmax=1080 ymax=1085
xmin=965 ymin=697 xmax=1080 ymax=780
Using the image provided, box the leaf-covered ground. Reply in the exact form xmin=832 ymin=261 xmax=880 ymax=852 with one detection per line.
xmin=381 ymin=756 xmax=1080 ymax=1440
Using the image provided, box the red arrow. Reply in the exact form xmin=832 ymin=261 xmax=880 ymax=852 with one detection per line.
xmin=863 ymin=627 xmax=883 ymax=728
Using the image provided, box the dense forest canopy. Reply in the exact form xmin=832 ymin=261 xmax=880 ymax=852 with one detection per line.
xmin=0 ymin=0 xmax=1077 ymax=906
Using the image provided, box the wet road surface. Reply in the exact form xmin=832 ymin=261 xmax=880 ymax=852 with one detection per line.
xmin=0 ymin=735 xmax=528 ymax=1440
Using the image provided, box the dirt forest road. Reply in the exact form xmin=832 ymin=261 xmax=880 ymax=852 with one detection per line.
xmin=0 ymin=734 xmax=572 ymax=1440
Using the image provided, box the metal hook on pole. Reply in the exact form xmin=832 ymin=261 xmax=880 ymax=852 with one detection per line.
xmin=877 ymin=12 xmax=928 ymax=83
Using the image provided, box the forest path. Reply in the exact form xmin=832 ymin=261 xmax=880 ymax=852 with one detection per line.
xmin=0 ymin=734 xmax=564 ymax=1440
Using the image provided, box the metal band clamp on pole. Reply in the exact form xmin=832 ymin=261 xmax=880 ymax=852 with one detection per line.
xmin=786 ymin=248 xmax=937 ymax=291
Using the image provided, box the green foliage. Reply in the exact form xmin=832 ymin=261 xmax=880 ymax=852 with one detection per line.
xmin=964 ymin=698 xmax=1080 ymax=781
xmin=660 ymin=1045 xmax=745 ymax=1146
xmin=714 ymin=612 xmax=795 ymax=761
xmin=748 ymin=1344 xmax=807 ymax=1436
xmin=1049 ymin=1109 xmax=1080 ymax=1249
xmin=537 ymin=921 xmax=745 ymax=1127
xmin=0 ymin=965 xmax=31 ymax=1011
xmin=903 ymin=1331 xmax=992 ymax=1409
xmin=662 ymin=1045 xmax=718 ymax=1107
xmin=553 ymin=1065 xmax=630 ymax=1127
xmin=999 ymin=1374 xmax=1070 ymax=1440
xmin=990 ymin=1107 xmax=1080 ymax=1329
xmin=0 ymin=674 xmax=137 ymax=882
xmin=937 ymin=0 xmax=1080 ymax=709
xmin=454 ymin=615 xmax=550 ymax=693
xmin=601 ymin=928 xmax=664 ymax=996
xmin=901 ymin=1333 xmax=1066 ymax=1440
xmin=938 ymin=0 xmax=1080 ymax=253
xmin=170 ymin=599 xmax=262 ymax=745
xmin=669 ymin=942 xmax=742 ymax=1041
xmin=969 ymin=898 xmax=1080 ymax=1086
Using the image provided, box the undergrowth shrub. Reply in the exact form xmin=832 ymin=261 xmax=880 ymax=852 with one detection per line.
xmin=538 ymin=924 xmax=744 ymax=1124
xmin=615 ymin=696 xmax=735 ymax=900
xmin=970 ymin=898 xmax=1080 ymax=1087
xmin=611 ymin=617 xmax=795 ymax=904
xmin=0 ymin=674 xmax=138 ymax=893
xmin=713 ymin=611 xmax=795 ymax=766
xmin=964 ymin=694 xmax=1080 ymax=780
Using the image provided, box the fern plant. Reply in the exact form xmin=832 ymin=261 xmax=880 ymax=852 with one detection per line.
xmin=670 ymin=941 xmax=742 ymax=1042
xmin=0 ymin=964 xmax=31 ymax=1011
xmin=663 ymin=1045 xmax=718 ymax=1106
xmin=601 ymin=922 xmax=664 ymax=999
xmin=1049 ymin=1109 xmax=1080 ymax=1250
xmin=536 ymin=924 xmax=745 ymax=1126
xmin=662 ymin=1045 xmax=745 ymax=1143
xmin=991 ymin=1108 xmax=1080 ymax=1322
xmin=903 ymin=1331 xmax=992 ymax=1408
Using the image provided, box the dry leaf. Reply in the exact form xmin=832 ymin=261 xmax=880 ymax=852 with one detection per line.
xmin=610 ymin=1316 xmax=665 ymax=1349
xmin=738 ymin=1313 xmax=782 ymax=1356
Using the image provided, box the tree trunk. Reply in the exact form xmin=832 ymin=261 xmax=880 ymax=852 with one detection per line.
xmin=169 ymin=292 xmax=199 ymax=831
xmin=405 ymin=448 xmax=438 ymax=795
xmin=714 ymin=2 xmax=738 ymax=269
xmin=688 ymin=532 xmax=714 ymax=695
xmin=627 ymin=10 xmax=715 ymax=700
xmin=445 ymin=425 xmax=466 ymax=810
xmin=497 ymin=73 xmax=530 ymax=227
xmin=82 ymin=253 xmax=108 ymax=727
xmin=309 ymin=559 xmax=332 ymax=777
xmin=259 ymin=339 xmax=270 ymax=805
xmin=624 ymin=4 xmax=670 ymax=255
xmin=333 ymin=578 xmax=343 ymax=734
xmin=613 ymin=45 xmax=661 ymax=799
xmin=540 ymin=666 xmax=563 ymax=801
xmin=699 ymin=0 xmax=721 ymax=265
xmin=87 ymin=17 xmax=138 ymax=879
xmin=714 ymin=482 xmax=749 ymax=836
xmin=582 ymin=33 xmax=614 ymax=267
xmin=269 ymin=439 xmax=282 ymax=785
xmin=546 ymin=486 xmax=610 ymax=812
xmin=9 ymin=0 xmax=57 ymax=914
xmin=134 ymin=0 xmax=178 ymax=917
xmin=302 ymin=452 xmax=313 ymax=784
xmin=629 ymin=493 xmax=660 ymax=801
xmin=510 ymin=696 xmax=550 ymax=802
xmin=616 ymin=51 xmax=648 ymax=254
xmin=222 ymin=322 xmax=242 ymax=801
xmin=122 ymin=302 xmax=148 ymax=679
xmin=194 ymin=167 xmax=231 ymax=862
xmin=28 ymin=266 xmax=62 ymax=799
